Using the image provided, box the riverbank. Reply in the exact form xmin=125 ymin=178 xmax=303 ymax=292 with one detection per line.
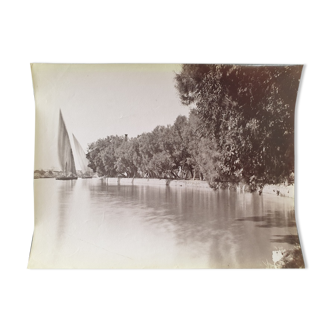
xmin=262 ymin=184 xmax=294 ymax=198
xmin=103 ymin=177 xmax=294 ymax=198
xmin=105 ymin=177 xmax=211 ymax=189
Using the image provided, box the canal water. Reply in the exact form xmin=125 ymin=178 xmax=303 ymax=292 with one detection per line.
xmin=29 ymin=178 xmax=301 ymax=268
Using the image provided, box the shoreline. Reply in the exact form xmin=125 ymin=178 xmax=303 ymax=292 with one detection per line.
xmin=35 ymin=176 xmax=294 ymax=198
xmin=103 ymin=177 xmax=295 ymax=198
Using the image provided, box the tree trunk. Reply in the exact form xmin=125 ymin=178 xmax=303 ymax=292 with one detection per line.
xmin=171 ymin=171 xmax=178 ymax=179
xmin=177 ymin=166 xmax=182 ymax=178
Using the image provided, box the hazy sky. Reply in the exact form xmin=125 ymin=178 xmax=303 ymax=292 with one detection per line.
xmin=33 ymin=64 xmax=190 ymax=170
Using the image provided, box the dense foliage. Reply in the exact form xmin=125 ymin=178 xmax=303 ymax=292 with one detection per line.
xmin=86 ymin=115 xmax=199 ymax=180
xmin=86 ymin=64 xmax=302 ymax=190
xmin=175 ymin=64 xmax=302 ymax=189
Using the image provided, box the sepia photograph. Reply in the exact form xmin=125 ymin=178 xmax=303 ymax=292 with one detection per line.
xmin=30 ymin=63 xmax=304 ymax=269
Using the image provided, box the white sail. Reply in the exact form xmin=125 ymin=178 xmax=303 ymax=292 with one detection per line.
xmin=72 ymin=133 xmax=92 ymax=174
xmin=58 ymin=109 xmax=77 ymax=176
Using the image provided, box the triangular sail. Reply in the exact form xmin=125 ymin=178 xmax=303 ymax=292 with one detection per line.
xmin=58 ymin=109 xmax=77 ymax=175
xmin=72 ymin=133 xmax=91 ymax=174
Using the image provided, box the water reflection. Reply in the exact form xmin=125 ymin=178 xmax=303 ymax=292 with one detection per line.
xmin=235 ymin=211 xmax=296 ymax=228
xmin=270 ymin=235 xmax=301 ymax=245
xmin=29 ymin=179 xmax=301 ymax=268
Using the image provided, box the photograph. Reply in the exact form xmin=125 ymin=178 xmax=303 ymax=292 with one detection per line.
xmin=29 ymin=63 xmax=304 ymax=269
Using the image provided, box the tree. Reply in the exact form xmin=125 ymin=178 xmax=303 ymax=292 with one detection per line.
xmin=170 ymin=115 xmax=192 ymax=178
xmin=86 ymin=136 xmax=124 ymax=176
xmin=186 ymin=110 xmax=214 ymax=180
xmin=148 ymin=151 xmax=174 ymax=178
xmin=114 ymin=138 xmax=141 ymax=177
xmin=138 ymin=131 xmax=162 ymax=177
xmin=175 ymin=64 xmax=302 ymax=189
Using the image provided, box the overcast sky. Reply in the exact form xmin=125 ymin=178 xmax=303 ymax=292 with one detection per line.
xmin=32 ymin=64 xmax=190 ymax=170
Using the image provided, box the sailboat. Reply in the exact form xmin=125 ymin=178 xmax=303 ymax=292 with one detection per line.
xmin=56 ymin=109 xmax=78 ymax=180
xmin=72 ymin=133 xmax=93 ymax=178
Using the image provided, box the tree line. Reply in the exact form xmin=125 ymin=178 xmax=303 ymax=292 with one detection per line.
xmin=86 ymin=64 xmax=302 ymax=190
xmin=86 ymin=114 xmax=203 ymax=180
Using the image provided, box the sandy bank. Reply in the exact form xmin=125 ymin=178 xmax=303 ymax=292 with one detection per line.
xmin=262 ymin=184 xmax=294 ymax=198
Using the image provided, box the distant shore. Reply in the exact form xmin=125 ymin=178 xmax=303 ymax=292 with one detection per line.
xmin=103 ymin=177 xmax=294 ymax=198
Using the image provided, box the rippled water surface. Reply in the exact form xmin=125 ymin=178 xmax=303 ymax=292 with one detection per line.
xmin=29 ymin=178 xmax=300 ymax=268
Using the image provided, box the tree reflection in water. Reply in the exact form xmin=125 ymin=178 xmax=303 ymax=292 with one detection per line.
xmin=30 ymin=180 xmax=301 ymax=268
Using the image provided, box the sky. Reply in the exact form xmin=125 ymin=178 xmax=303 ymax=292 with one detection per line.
xmin=32 ymin=64 xmax=190 ymax=170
